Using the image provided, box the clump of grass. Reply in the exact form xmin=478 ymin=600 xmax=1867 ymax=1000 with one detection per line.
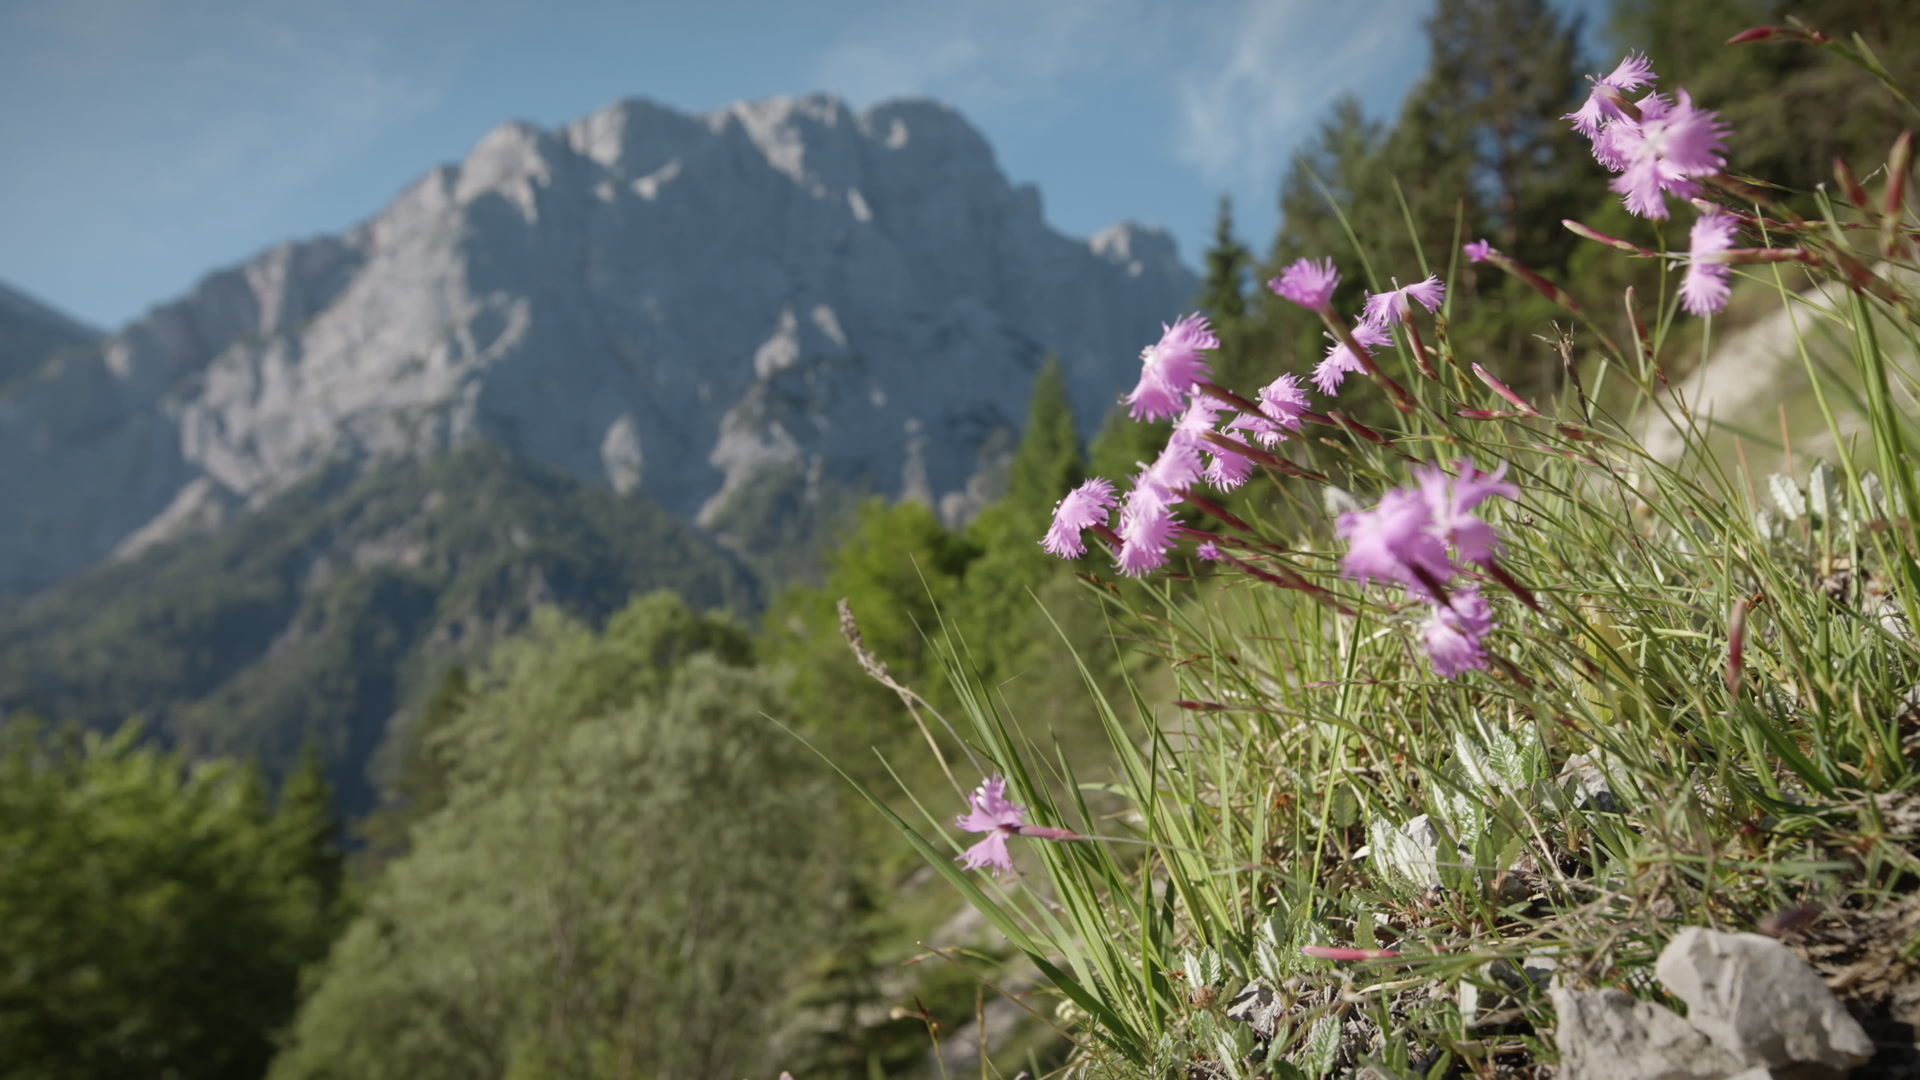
xmin=832 ymin=33 xmax=1920 ymax=1079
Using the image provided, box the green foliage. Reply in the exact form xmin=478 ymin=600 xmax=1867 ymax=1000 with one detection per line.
xmin=764 ymin=498 xmax=979 ymax=792
xmin=956 ymin=357 xmax=1087 ymax=683
xmin=273 ymin=594 xmax=824 ymax=1080
xmin=0 ymin=722 xmax=340 ymax=1080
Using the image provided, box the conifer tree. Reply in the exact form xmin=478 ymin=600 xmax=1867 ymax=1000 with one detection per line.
xmin=1001 ymin=354 xmax=1084 ymax=523
xmin=1200 ymin=196 xmax=1252 ymax=327
xmin=275 ymin=742 xmax=344 ymax=918
xmin=958 ymin=356 xmax=1085 ymax=682
xmin=1410 ymin=0 xmax=1600 ymax=270
xmin=355 ymin=664 xmax=469 ymax=859
xmin=1199 ymin=197 xmax=1261 ymax=391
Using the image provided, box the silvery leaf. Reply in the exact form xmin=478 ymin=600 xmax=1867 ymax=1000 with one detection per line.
xmin=1769 ymin=473 xmax=1805 ymax=521
xmin=1807 ymin=461 xmax=1835 ymax=523
xmin=1860 ymin=472 xmax=1887 ymax=520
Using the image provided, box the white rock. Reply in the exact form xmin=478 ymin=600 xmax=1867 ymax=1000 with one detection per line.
xmin=1655 ymin=927 xmax=1874 ymax=1073
xmin=1550 ymin=987 xmax=1745 ymax=1080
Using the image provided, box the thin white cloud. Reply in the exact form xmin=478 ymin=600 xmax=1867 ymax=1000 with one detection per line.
xmin=810 ymin=0 xmax=1169 ymax=112
xmin=0 ymin=0 xmax=451 ymax=225
xmin=1174 ymin=0 xmax=1431 ymax=187
xmin=811 ymin=0 xmax=1430 ymax=184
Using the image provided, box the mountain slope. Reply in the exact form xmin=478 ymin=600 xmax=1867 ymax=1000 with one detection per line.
xmin=0 ymin=93 xmax=1196 ymax=598
xmin=0 ymin=443 xmax=757 ymax=811
xmin=0 ymin=279 xmax=99 ymax=389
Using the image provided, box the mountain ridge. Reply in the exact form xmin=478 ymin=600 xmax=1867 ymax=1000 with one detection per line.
xmin=0 ymin=279 xmax=101 ymax=389
xmin=0 ymin=91 xmax=1196 ymax=598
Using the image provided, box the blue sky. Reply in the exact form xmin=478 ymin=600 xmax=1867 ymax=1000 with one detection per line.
xmin=1 ymin=0 xmax=1606 ymax=329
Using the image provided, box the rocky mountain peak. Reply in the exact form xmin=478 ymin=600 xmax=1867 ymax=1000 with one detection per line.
xmin=0 ymin=93 xmax=1198 ymax=598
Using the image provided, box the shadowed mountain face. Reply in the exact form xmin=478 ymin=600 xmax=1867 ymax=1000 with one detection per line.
xmin=0 ymin=280 xmax=99 ymax=390
xmin=0 ymin=92 xmax=1197 ymax=599
xmin=0 ymin=443 xmax=759 ymax=813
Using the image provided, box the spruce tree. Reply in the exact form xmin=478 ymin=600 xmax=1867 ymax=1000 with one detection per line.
xmin=274 ymin=742 xmax=344 ymax=918
xmin=355 ymin=664 xmax=469 ymax=859
xmin=1001 ymin=354 xmax=1084 ymax=522
xmin=1199 ymin=197 xmax=1261 ymax=391
xmin=1200 ymin=196 xmax=1252 ymax=327
xmin=1412 ymin=0 xmax=1600 ymax=271
xmin=958 ymin=356 xmax=1086 ymax=683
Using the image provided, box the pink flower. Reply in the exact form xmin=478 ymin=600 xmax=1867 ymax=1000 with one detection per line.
xmin=955 ymin=774 xmax=1075 ymax=875
xmin=1268 ymin=257 xmax=1340 ymax=311
xmin=1124 ymin=314 xmax=1217 ymax=421
xmin=1167 ymin=398 xmax=1252 ymax=490
xmin=1116 ymin=486 xmax=1180 ymax=577
xmin=1223 ymin=373 xmax=1310 ymax=448
xmin=1195 ymin=541 xmax=1224 ymax=561
xmin=1173 ymin=395 xmax=1228 ymax=442
xmin=1258 ymin=372 xmax=1311 ymax=430
xmin=1336 ymin=488 xmax=1453 ymax=596
xmin=1337 ymin=459 xmax=1519 ymax=597
xmin=1414 ymin=459 xmax=1519 ymax=566
xmin=1463 ymin=240 xmax=1494 ymax=263
xmin=1606 ymin=91 xmax=1729 ymax=219
xmin=1313 ymin=321 xmax=1393 ymax=396
xmin=1362 ymin=276 xmax=1446 ymax=328
xmin=956 ymin=774 xmax=1027 ymax=874
xmin=1565 ymin=52 xmax=1658 ymax=138
xmin=1041 ymin=477 xmax=1117 ymax=558
xmin=1681 ymin=206 xmax=1738 ymax=317
xmin=1227 ymin=409 xmax=1283 ymax=448
xmin=1421 ymin=587 xmax=1496 ymax=678
xmin=1140 ymin=439 xmax=1204 ymax=496
xmin=1203 ymin=438 xmax=1255 ymax=490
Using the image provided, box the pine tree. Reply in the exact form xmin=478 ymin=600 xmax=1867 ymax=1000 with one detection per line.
xmin=275 ymin=742 xmax=344 ymax=920
xmin=354 ymin=665 xmax=468 ymax=858
xmin=1412 ymin=0 xmax=1600 ymax=270
xmin=1199 ymin=197 xmax=1261 ymax=392
xmin=958 ymin=356 xmax=1086 ymax=683
xmin=1200 ymin=196 xmax=1252 ymax=327
xmin=1001 ymin=354 xmax=1084 ymax=521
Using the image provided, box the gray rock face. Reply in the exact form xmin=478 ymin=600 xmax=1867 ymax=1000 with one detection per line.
xmin=1656 ymin=928 xmax=1874 ymax=1075
xmin=0 ymin=94 xmax=1196 ymax=597
xmin=1554 ymin=928 xmax=1877 ymax=1080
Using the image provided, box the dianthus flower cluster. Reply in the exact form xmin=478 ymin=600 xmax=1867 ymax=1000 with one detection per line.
xmin=1041 ymin=313 xmax=1312 ymax=576
xmin=1335 ymin=459 xmax=1518 ymax=678
xmin=1566 ymin=53 xmax=1728 ymax=221
xmin=1268 ymin=258 xmax=1446 ymax=396
xmin=1563 ymin=53 xmax=1738 ymax=315
xmin=1042 ymin=251 xmax=1459 ymax=575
